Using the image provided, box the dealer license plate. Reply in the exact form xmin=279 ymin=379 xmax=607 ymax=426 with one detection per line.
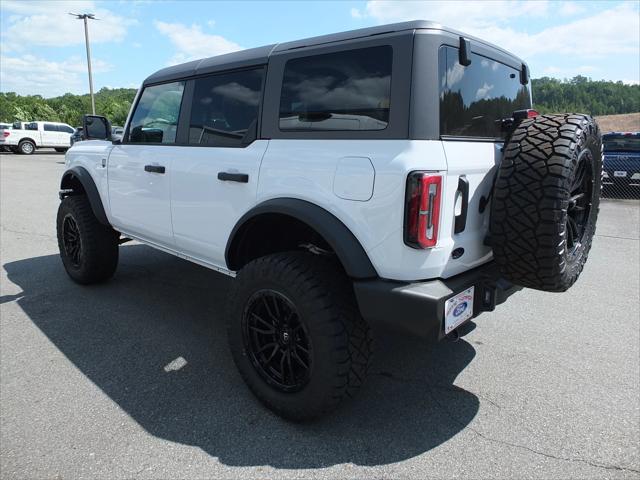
xmin=444 ymin=286 xmax=475 ymax=334
xmin=614 ymin=171 xmax=627 ymax=177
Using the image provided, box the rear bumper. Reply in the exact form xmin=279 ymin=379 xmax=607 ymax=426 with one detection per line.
xmin=353 ymin=262 xmax=521 ymax=341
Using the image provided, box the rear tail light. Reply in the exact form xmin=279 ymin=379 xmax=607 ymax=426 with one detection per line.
xmin=404 ymin=172 xmax=442 ymax=249
xmin=526 ymin=109 xmax=539 ymax=118
xmin=2 ymin=131 xmax=9 ymax=137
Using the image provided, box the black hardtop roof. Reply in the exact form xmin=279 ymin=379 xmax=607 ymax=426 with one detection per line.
xmin=143 ymin=20 xmax=524 ymax=85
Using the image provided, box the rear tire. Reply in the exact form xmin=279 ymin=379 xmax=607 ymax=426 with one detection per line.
xmin=56 ymin=196 xmax=120 ymax=284
xmin=490 ymin=114 xmax=602 ymax=292
xmin=227 ymin=252 xmax=373 ymax=421
xmin=18 ymin=140 xmax=35 ymax=155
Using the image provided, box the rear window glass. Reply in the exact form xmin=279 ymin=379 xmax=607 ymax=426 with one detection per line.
xmin=603 ymin=135 xmax=639 ymax=152
xmin=279 ymin=46 xmax=392 ymax=131
xmin=439 ymin=46 xmax=531 ymax=139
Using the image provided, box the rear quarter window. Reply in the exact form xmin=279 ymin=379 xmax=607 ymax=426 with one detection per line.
xmin=439 ymin=45 xmax=531 ymax=139
xmin=279 ymin=46 xmax=392 ymax=132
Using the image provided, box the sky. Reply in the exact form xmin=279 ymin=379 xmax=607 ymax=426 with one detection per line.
xmin=0 ymin=0 xmax=639 ymax=98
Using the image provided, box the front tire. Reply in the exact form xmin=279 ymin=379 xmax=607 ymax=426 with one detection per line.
xmin=227 ymin=252 xmax=373 ymax=421
xmin=56 ymin=196 xmax=120 ymax=284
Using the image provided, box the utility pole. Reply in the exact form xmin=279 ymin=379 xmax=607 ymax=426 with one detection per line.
xmin=70 ymin=13 xmax=97 ymax=114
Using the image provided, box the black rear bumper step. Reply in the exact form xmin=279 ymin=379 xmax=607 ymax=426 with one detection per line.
xmin=353 ymin=262 xmax=521 ymax=341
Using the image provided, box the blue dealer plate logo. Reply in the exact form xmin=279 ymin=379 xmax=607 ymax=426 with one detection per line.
xmin=453 ymin=302 xmax=468 ymax=317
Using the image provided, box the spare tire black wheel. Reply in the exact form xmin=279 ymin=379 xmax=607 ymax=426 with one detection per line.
xmin=490 ymin=114 xmax=602 ymax=292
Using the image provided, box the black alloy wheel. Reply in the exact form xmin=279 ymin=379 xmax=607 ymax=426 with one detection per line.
xmin=242 ymin=289 xmax=312 ymax=392
xmin=566 ymin=150 xmax=594 ymax=257
xmin=62 ymin=214 xmax=83 ymax=268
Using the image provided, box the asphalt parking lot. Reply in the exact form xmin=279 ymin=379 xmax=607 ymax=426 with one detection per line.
xmin=1 ymin=150 xmax=639 ymax=479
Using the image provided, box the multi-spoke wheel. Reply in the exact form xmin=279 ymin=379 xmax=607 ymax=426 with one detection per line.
xmin=62 ymin=215 xmax=83 ymax=268
xmin=56 ymin=195 xmax=120 ymax=284
xmin=566 ymin=150 xmax=594 ymax=257
xmin=227 ymin=252 xmax=373 ymax=421
xmin=243 ymin=290 xmax=312 ymax=392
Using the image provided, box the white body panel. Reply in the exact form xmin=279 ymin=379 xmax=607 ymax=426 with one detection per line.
xmin=107 ymin=144 xmax=175 ymax=248
xmin=65 ymin=136 xmax=497 ymax=282
xmin=170 ymin=141 xmax=269 ymax=266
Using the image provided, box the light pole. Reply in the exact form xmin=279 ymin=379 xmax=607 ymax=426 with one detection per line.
xmin=70 ymin=13 xmax=97 ymax=115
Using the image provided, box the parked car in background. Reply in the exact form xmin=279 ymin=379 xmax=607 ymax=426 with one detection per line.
xmin=70 ymin=127 xmax=83 ymax=146
xmin=111 ymin=126 xmax=124 ymax=141
xmin=0 ymin=123 xmax=12 ymax=152
xmin=602 ymin=132 xmax=640 ymax=195
xmin=0 ymin=121 xmax=75 ymax=154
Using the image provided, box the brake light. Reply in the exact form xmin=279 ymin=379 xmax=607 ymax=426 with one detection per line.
xmin=526 ymin=109 xmax=539 ymax=118
xmin=2 ymin=131 xmax=9 ymax=137
xmin=404 ymin=172 xmax=442 ymax=249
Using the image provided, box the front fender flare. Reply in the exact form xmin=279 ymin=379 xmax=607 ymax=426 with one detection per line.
xmin=225 ymin=198 xmax=378 ymax=279
xmin=60 ymin=166 xmax=109 ymax=226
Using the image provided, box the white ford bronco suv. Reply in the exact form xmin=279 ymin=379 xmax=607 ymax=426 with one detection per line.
xmin=57 ymin=21 xmax=601 ymax=420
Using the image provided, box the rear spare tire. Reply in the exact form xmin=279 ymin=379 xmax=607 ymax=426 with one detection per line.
xmin=490 ymin=114 xmax=602 ymax=292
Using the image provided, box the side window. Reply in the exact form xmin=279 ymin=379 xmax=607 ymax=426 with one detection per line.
xmin=25 ymin=122 xmax=38 ymax=131
xmin=189 ymin=68 xmax=264 ymax=147
xmin=60 ymin=125 xmax=74 ymax=134
xmin=128 ymin=81 xmax=185 ymax=144
xmin=279 ymin=46 xmax=392 ymax=131
xmin=43 ymin=124 xmax=57 ymax=132
xmin=439 ymin=46 xmax=531 ymax=139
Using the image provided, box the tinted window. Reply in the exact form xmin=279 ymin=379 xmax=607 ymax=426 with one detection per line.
xmin=189 ymin=68 xmax=263 ymax=147
xmin=128 ymin=81 xmax=185 ymax=144
xmin=25 ymin=122 xmax=38 ymax=131
xmin=439 ymin=46 xmax=531 ymax=139
xmin=279 ymin=46 xmax=392 ymax=131
xmin=60 ymin=125 xmax=74 ymax=133
xmin=603 ymin=134 xmax=640 ymax=152
xmin=44 ymin=123 xmax=57 ymax=131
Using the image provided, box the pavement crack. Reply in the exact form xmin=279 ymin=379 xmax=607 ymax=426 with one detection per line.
xmin=424 ymin=382 xmax=640 ymax=474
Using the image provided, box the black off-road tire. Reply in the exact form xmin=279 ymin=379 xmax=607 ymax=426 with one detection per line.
xmin=490 ymin=114 xmax=602 ymax=292
xmin=227 ymin=252 xmax=373 ymax=421
xmin=56 ymin=195 xmax=120 ymax=284
xmin=18 ymin=140 xmax=35 ymax=155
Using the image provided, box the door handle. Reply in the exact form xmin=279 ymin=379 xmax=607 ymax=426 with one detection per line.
xmin=217 ymin=172 xmax=249 ymax=183
xmin=144 ymin=165 xmax=165 ymax=174
xmin=454 ymin=175 xmax=469 ymax=234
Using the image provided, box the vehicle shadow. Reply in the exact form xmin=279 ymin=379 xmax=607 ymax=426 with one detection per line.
xmin=3 ymin=244 xmax=479 ymax=468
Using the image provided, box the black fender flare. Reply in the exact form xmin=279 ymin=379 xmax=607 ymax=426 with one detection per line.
xmin=225 ymin=198 xmax=378 ymax=279
xmin=60 ymin=166 xmax=109 ymax=226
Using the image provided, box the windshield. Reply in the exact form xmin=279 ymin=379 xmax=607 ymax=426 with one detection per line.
xmin=603 ymin=135 xmax=640 ymax=152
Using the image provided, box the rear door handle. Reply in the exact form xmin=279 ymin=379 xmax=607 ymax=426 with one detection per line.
xmin=144 ymin=165 xmax=165 ymax=174
xmin=217 ymin=172 xmax=249 ymax=183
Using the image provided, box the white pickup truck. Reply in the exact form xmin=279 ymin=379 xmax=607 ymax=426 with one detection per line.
xmin=1 ymin=121 xmax=75 ymax=154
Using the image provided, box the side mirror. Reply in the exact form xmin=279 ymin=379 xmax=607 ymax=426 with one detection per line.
xmin=82 ymin=115 xmax=112 ymax=141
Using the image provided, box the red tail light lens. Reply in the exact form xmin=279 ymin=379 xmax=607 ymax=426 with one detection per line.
xmin=527 ymin=109 xmax=539 ymax=118
xmin=2 ymin=131 xmax=9 ymax=137
xmin=404 ymin=172 xmax=442 ymax=249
